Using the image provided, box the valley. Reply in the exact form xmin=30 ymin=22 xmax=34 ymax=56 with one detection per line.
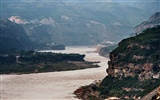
xmin=1 ymin=0 xmax=160 ymax=100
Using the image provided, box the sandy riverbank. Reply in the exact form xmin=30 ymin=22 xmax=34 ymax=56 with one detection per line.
xmin=1 ymin=46 xmax=108 ymax=100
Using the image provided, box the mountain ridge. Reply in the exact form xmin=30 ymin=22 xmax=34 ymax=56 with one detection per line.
xmin=134 ymin=12 xmax=160 ymax=33
xmin=1 ymin=0 xmax=159 ymax=45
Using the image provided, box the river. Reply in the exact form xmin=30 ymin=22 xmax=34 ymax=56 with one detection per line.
xmin=1 ymin=46 xmax=108 ymax=100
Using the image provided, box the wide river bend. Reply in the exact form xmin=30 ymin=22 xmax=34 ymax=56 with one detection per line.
xmin=1 ymin=46 xmax=108 ymax=100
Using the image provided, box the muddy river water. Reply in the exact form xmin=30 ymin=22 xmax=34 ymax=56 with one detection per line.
xmin=1 ymin=46 xmax=108 ymax=100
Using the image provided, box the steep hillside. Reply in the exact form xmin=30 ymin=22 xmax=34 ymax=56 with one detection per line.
xmin=74 ymin=26 xmax=160 ymax=100
xmin=107 ymin=25 xmax=160 ymax=79
xmin=100 ymin=25 xmax=160 ymax=99
xmin=0 ymin=19 xmax=34 ymax=53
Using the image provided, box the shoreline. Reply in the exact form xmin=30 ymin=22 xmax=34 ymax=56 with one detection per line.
xmin=1 ymin=46 xmax=108 ymax=100
xmin=0 ymin=61 xmax=100 ymax=75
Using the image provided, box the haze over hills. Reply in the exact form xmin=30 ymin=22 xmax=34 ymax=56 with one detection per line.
xmin=1 ymin=0 xmax=159 ymax=45
xmin=74 ymin=13 xmax=160 ymax=100
xmin=97 ymin=12 xmax=160 ymax=57
xmin=135 ymin=12 xmax=160 ymax=33
xmin=0 ymin=19 xmax=34 ymax=53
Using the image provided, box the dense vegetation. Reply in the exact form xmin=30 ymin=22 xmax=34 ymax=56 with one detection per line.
xmin=74 ymin=75 xmax=160 ymax=100
xmin=111 ymin=25 xmax=160 ymax=68
xmin=98 ymin=75 xmax=160 ymax=99
xmin=19 ymin=50 xmax=85 ymax=63
xmin=97 ymin=25 xmax=160 ymax=99
xmin=0 ymin=51 xmax=99 ymax=74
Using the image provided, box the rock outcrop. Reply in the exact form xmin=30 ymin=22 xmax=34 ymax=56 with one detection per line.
xmin=95 ymin=25 xmax=160 ymax=100
xmin=107 ymin=25 xmax=160 ymax=80
xmin=74 ymin=13 xmax=160 ymax=100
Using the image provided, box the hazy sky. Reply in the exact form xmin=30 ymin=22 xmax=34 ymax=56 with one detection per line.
xmin=1 ymin=0 xmax=160 ymax=2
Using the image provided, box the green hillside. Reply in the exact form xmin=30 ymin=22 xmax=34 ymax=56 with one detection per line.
xmin=98 ymin=25 xmax=160 ymax=99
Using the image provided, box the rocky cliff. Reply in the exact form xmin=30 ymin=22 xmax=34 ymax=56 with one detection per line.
xmin=74 ymin=12 xmax=160 ymax=99
xmin=98 ymin=13 xmax=160 ymax=99
xmin=107 ymin=25 xmax=160 ymax=80
xmin=74 ymin=26 xmax=160 ymax=100
xmin=97 ymin=25 xmax=160 ymax=99
xmin=134 ymin=12 xmax=160 ymax=33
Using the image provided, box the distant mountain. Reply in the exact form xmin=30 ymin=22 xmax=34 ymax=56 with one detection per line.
xmin=1 ymin=0 xmax=159 ymax=45
xmin=113 ymin=0 xmax=159 ymax=12
xmin=98 ymin=12 xmax=160 ymax=56
xmin=0 ymin=19 xmax=34 ymax=53
xmin=135 ymin=12 xmax=160 ymax=33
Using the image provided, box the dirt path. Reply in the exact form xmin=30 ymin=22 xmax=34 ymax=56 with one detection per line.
xmin=1 ymin=46 xmax=108 ymax=100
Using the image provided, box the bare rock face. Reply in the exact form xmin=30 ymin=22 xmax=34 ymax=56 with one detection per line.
xmin=107 ymin=52 xmax=159 ymax=80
